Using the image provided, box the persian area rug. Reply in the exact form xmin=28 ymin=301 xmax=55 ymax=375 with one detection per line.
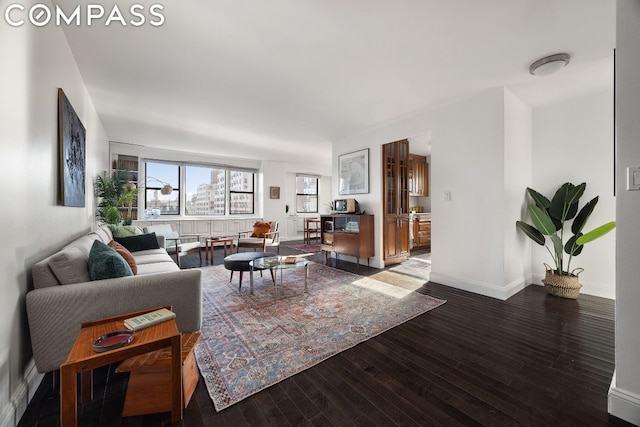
xmin=195 ymin=262 xmax=446 ymax=411
xmin=287 ymin=243 xmax=322 ymax=252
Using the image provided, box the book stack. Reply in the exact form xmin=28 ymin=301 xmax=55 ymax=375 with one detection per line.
xmin=124 ymin=308 xmax=176 ymax=331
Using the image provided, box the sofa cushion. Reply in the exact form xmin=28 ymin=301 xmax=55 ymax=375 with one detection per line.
xmin=114 ymin=232 xmax=161 ymax=253
xmin=108 ymin=241 xmax=138 ymax=275
xmin=48 ymin=247 xmax=90 ymax=285
xmin=92 ymin=226 xmax=113 ymax=244
xmin=88 ymin=240 xmax=133 ymax=280
xmin=65 ymin=234 xmax=99 ymax=256
xmin=251 ymin=221 xmax=272 ymax=238
xmin=113 ymin=225 xmax=144 ymax=238
xmin=136 ymin=262 xmax=180 ymax=275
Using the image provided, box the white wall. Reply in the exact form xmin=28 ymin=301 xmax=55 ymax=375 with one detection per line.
xmin=430 ymin=88 xmax=525 ymax=298
xmin=503 ymin=90 xmax=533 ymax=292
xmin=610 ymin=0 xmax=640 ymax=423
xmin=532 ymin=89 xmax=615 ymax=299
xmin=335 ymin=85 xmax=612 ymax=301
xmin=0 ymin=4 xmax=109 ymax=425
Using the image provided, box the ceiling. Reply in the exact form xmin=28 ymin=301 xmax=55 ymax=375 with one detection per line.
xmin=54 ymin=0 xmax=615 ymax=168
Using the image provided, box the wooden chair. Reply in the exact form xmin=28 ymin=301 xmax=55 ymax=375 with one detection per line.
xmin=304 ymin=218 xmax=321 ymax=245
xmin=144 ymin=224 xmax=202 ymax=268
xmin=236 ymin=221 xmax=280 ymax=254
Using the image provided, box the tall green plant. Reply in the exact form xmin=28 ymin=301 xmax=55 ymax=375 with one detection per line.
xmin=516 ymin=182 xmax=615 ymax=276
xmin=94 ymin=170 xmax=133 ymax=226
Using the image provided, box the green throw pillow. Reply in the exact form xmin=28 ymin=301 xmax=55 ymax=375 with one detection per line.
xmin=112 ymin=225 xmax=144 ymax=238
xmin=114 ymin=232 xmax=160 ymax=252
xmin=88 ymin=240 xmax=133 ymax=280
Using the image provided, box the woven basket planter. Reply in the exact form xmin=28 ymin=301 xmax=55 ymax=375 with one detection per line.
xmin=542 ymin=263 xmax=584 ymax=299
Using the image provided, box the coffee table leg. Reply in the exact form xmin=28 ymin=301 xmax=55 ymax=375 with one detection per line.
xmin=304 ymin=264 xmax=308 ymax=293
xmin=170 ymin=334 xmax=183 ymax=423
xmin=250 ymin=267 xmax=254 ymax=295
xmin=60 ymin=365 xmax=77 ymax=427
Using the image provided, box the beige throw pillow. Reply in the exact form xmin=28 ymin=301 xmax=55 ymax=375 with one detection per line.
xmin=48 ymin=247 xmax=90 ymax=285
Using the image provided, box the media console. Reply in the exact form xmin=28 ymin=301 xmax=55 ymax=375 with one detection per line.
xmin=320 ymin=214 xmax=374 ymax=266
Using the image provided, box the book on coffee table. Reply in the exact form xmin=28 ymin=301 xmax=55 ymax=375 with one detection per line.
xmin=124 ymin=308 xmax=176 ymax=331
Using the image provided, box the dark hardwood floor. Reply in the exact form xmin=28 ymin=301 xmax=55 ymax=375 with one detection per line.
xmin=18 ymin=241 xmax=632 ymax=426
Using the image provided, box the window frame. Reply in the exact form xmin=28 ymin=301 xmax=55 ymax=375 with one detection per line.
xmin=143 ymin=160 xmax=181 ymax=216
xmin=142 ymin=160 xmax=257 ymax=217
xmin=295 ymin=174 xmax=319 ymax=214
xmin=228 ymin=169 xmax=256 ymax=215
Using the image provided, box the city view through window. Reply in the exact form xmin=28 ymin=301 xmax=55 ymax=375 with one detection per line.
xmin=144 ymin=161 xmax=255 ymax=216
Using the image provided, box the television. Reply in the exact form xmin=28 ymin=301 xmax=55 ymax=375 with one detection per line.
xmin=333 ymin=198 xmax=359 ymax=213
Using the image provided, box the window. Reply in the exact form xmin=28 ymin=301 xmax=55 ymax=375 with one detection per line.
xmin=229 ymin=170 xmax=255 ymax=214
xmin=143 ymin=160 xmax=255 ymax=216
xmin=185 ymin=165 xmax=226 ymax=216
xmin=144 ymin=161 xmax=180 ymax=215
xmin=296 ymin=174 xmax=318 ymax=213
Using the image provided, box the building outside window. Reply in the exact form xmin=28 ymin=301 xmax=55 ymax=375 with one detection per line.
xmin=296 ymin=174 xmax=318 ymax=213
xmin=229 ymin=170 xmax=255 ymax=214
xmin=144 ymin=161 xmax=255 ymax=216
xmin=185 ymin=165 xmax=226 ymax=215
xmin=144 ymin=161 xmax=180 ymax=215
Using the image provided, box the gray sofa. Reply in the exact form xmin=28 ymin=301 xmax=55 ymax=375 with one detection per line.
xmin=27 ymin=225 xmax=202 ymax=374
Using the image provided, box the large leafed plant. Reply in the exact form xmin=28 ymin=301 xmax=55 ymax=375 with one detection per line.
xmin=94 ymin=169 xmax=136 ymax=227
xmin=516 ymin=182 xmax=615 ymax=276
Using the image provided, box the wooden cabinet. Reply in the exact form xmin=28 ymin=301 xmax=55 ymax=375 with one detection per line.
xmin=382 ymin=140 xmax=410 ymax=265
xmin=408 ymin=154 xmax=429 ymax=196
xmin=320 ymin=214 xmax=374 ymax=265
xmin=413 ymin=215 xmax=431 ymax=249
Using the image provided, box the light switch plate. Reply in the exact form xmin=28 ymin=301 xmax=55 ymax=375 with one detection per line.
xmin=627 ymin=166 xmax=640 ymax=191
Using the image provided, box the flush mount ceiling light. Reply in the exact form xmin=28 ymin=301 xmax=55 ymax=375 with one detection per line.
xmin=529 ymin=53 xmax=571 ymax=76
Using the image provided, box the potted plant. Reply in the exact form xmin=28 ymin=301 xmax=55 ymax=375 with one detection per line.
xmin=94 ymin=170 xmax=136 ymax=228
xmin=516 ymin=182 xmax=615 ymax=299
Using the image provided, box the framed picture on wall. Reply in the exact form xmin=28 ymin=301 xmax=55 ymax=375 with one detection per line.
xmin=58 ymin=88 xmax=86 ymax=207
xmin=270 ymin=186 xmax=280 ymax=199
xmin=339 ymin=148 xmax=369 ymax=195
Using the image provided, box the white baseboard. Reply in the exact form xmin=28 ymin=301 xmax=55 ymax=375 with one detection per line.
xmin=609 ymin=371 xmax=640 ymax=424
xmin=0 ymin=359 xmax=44 ymax=427
xmin=429 ymin=271 xmax=530 ymax=300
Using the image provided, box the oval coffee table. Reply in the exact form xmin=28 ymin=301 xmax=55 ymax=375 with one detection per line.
xmin=249 ymin=256 xmax=309 ymax=304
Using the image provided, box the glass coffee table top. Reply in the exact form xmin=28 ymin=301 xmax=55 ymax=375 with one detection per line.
xmin=249 ymin=256 xmax=309 ymax=303
xmin=251 ymin=256 xmax=309 ymax=270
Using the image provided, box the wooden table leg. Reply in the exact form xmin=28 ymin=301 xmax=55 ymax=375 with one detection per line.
xmin=60 ymin=365 xmax=77 ymax=427
xmin=170 ymin=334 xmax=183 ymax=423
xmin=80 ymin=370 xmax=92 ymax=403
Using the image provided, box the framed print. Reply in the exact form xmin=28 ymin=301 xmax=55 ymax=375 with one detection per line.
xmin=270 ymin=186 xmax=280 ymax=199
xmin=339 ymin=148 xmax=369 ymax=195
xmin=58 ymin=88 xmax=86 ymax=207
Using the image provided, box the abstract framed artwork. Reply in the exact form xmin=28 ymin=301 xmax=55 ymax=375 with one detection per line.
xmin=270 ymin=186 xmax=280 ymax=199
xmin=58 ymin=88 xmax=86 ymax=207
xmin=338 ymin=148 xmax=369 ymax=195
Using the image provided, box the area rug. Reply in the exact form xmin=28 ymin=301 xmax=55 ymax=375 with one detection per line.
xmin=194 ymin=262 xmax=446 ymax=411
xmin=287 ymin=243 xmax=322 ymax=252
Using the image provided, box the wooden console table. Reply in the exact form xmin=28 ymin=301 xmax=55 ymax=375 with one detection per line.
xmin=59 ymin=309 xmax=182 ymax=426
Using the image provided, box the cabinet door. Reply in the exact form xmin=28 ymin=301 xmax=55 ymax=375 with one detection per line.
xmin=397 ymin=217 xmax=410 ymax=256
xmin=384 ymin=217 xmax=410 ymax=258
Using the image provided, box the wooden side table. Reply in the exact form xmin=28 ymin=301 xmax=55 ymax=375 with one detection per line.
xmin=205 ymin=237 xmax=234 ymax=263
xmin=59 ymin=309 xmax=182 ymax=427
xmin=116 ymin=332 xmax=201 ymax=416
